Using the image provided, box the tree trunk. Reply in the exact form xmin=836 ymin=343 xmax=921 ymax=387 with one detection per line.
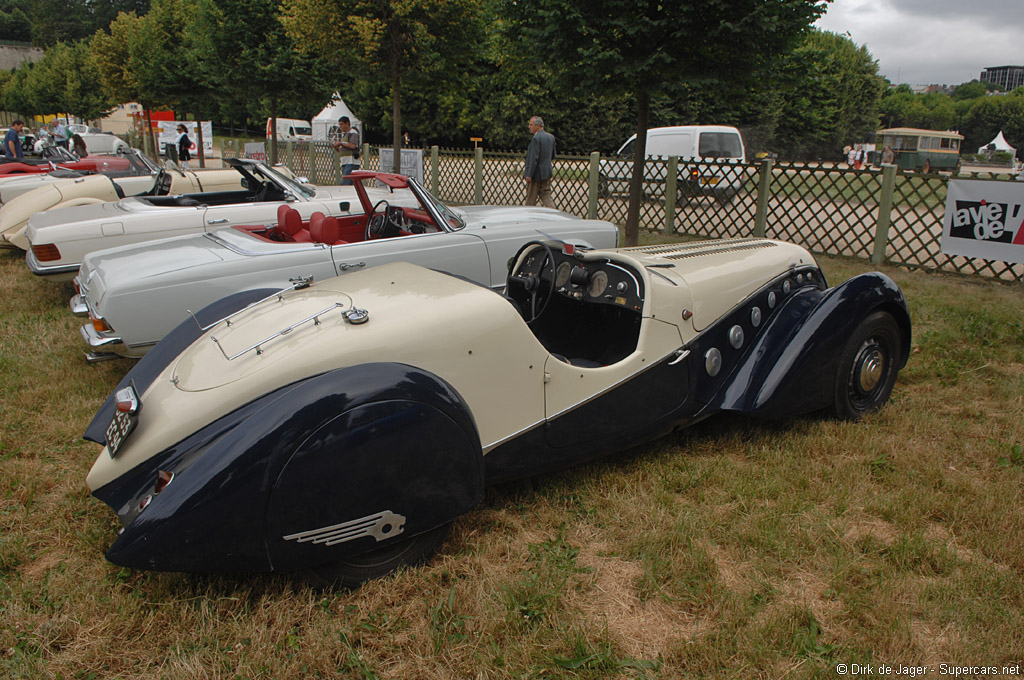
xmin=392 ymin=66 xmax=402 ymax=165
xmin=145 ymin=107 xmax=157 ymax=162
xmin=270 ymin=95 xmax=278 ymax=165
xmin=624 ymin=90 xmax=650 ymax=246
xmin=194 ymin=107 xmax=206 ymax=168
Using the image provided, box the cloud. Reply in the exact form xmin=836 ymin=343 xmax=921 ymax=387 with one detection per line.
xmin=815 ymin=0 xmax=1023 ymax=86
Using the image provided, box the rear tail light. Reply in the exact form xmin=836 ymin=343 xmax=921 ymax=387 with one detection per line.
xmin=114 ymin=386 xmax=138 ymax=413
xmin=91 ymin=316 xmax=112 ymax=333
xmin=31 ymin=243 xmax=61 ymax=262
xmin=154 ymin=470 xmax=174 ymax=494
xmin=72 ymin=276 xmax=81 ymax=294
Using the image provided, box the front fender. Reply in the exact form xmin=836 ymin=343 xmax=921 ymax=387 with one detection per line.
xmin=717 ymin=272 xmax=911 ymax=419
xmin=95 ymin=363 xmax=483 ymax=574
xmin=84 ymin=287 xmax=282 ymax=444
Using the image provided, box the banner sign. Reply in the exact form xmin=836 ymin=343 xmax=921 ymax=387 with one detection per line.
xmin=244 ymin=142 xmax=267 ymax=162
xmin=378 ymin=148 xmax=424 ymax=185
xmin=942 ymin=179 xmax=1024 ymax=264
xmin=156 ymin=121 xmax=214 ymax=156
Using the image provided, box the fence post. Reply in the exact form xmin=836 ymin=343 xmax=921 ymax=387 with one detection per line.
xmin=431 ymin=146 xmax=440 ymax=195
xmin=362 ymin=142 xmax=370 ymax=171
xmin=286 ymin=140 xmax=293 ymax=169
xmin=587 ymin=152 xmax=600 ymax=219
xmin=665 ymin=156 xmax=678 ymax=233
xmin=474 ymin=147 xmax=483 ymax=205
xmin=872 ymin=164 xmax=898 ymax=265
xmin=754 ymin=159 xmax=774 ymax=238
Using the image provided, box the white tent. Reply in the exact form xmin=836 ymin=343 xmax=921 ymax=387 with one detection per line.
xmin=312 ymin=94 xmax=363 ymax=142
xmin=978 ymin=130 xmax=1015 ymax=155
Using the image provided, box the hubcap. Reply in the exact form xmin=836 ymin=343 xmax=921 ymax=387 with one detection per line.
xmin=853 ymin=342 xmax=884 ymax=394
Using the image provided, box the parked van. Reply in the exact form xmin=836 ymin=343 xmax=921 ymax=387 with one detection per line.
xmin=599 ymin=125 xmax=746 ymax=205
xmin=265 ymin=117 xmax=313 ymax=142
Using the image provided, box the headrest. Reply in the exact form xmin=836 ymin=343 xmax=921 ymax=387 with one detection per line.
xmin=308 ymin=212 xmax=329 ymax=242
xmin=279 ymin=206 xmax=302 ymax=235
xmin=317 ymin=216 xmax=341 ymax=244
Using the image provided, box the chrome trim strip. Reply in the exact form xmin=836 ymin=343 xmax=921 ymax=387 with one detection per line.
xmin=204 ymin=231 xmax=327 ymax=256
xmin=26 ymin=250 xmax=79 ymax=277
xmin=69 ymin=294 xmax=88 ymax=317
xmin=283 ymin=510 xmax=406 ymax=546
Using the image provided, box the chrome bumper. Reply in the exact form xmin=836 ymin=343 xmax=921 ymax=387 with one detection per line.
xmin=26 ymin=250 xmax=79 ymax=280
xmin=80 ymin=324 xmax=124 ymax=363
xmin=70 ymin=294 xmax=88 ymax=317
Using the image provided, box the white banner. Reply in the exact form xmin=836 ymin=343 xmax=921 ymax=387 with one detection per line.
xmin=378 ymin=148 xmax=424 ymax=185
xmin=244 ymin=142 xmax=267 ymax=162
xmin=156 ymin=121 xmax=214 ymax=156
xmin=942 ymin=179 xmax=1024 ymax=264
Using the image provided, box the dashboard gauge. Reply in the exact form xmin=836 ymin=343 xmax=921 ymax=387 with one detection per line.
xmin=588 ymin=270 xmax=609 ymax=297
xmin=555 ymin=261 xmax=572 ymax=287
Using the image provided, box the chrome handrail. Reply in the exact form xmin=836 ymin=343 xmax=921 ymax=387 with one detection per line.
xmin=187 ymin=276 xmax=314 ymax=332
xmin=210 ymin=297 xmax=356 ymax=361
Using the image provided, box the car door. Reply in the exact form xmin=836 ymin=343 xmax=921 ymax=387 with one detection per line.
xmin=202 ymin=201 xmax=278 ymax=231
xmin=328 ymin=232 xmax=491 ymax=286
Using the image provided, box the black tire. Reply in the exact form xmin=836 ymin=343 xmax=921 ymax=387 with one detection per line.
xmin=922 ymin=160 xmax=932 ymax=174
xmin=716 ymin=189 xmax=736 ymax=206
xmin=301 ymin=522 xmax=451 ymax=589
xmin=597 ymin=174 xmax=610 ymax=199
xmin=831 ymin=311 xmax=902 ymax=421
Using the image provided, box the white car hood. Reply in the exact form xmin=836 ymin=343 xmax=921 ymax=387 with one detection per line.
xmin=28 ymin=199 xmax=131 ymax=229
xmin=457 ymin=205 xmax=581 ymax=230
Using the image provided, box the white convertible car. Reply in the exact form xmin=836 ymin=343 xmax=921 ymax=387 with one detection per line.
xmin=72 ymin=170 xmax=620 ymax=361
xmin=26 ymin=158 xmax=360 ymax=281
xmin=0 ymin=151 xmax=249 ymax=250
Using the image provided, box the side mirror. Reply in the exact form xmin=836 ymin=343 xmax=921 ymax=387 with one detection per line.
xmin=339 ymin=201 xmax=350 ymax=212
xmin=295 ymin=176 xmax=310 ymax=184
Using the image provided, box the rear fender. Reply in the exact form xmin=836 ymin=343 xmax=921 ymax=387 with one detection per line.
xmin=98 ymin=363 xmax=483 ymax=574
xmin=84 ymin=288 xmax=282 ymax=444
xmin=717 ymin=272 xmax=910 ymax=419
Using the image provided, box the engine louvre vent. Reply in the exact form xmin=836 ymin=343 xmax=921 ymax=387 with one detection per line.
xmin=623 ymin=238 xmax=777 ymax=260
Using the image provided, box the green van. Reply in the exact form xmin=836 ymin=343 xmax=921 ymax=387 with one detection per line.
xmin=870 ymin=127 xmax=963 ymax=173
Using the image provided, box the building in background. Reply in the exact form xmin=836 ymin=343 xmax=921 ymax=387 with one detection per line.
xmin=980 ymin=65 xmax=1024 ymax=91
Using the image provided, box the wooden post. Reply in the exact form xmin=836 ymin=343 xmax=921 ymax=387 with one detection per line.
xmin=872 ymin=164 xmax=898 ymax=265
xmin=431 ymin=146 xmax=440 ymax=195
xmin=754 ymin=159 xmax=774 ymax=238
xmin=474 ymin=147 xmax=483 ymax=205
xmin=587 ymin=151 xmax=600 ymax=220
xmin=664 ymin=156 xmax=678 ymax=233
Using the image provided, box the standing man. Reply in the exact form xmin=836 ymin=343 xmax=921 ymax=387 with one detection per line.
xmin=523 ymin=116 xmax=556 ymax=208
xmin=332 ymin=116 xmax=360 ymax=185
xmin=5 ymin=120 xmax=24 ymax=158
xmin=176 ymin=124 xmax=192 ymax=169
xmin=52 ymin=119 xmax=68 ymax=149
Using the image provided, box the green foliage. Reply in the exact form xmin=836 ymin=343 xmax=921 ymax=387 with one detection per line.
xmin=0 ymin=0 xmax=32 ymax=41
xmin=961 ymin=93 xmax=1024 ymax=155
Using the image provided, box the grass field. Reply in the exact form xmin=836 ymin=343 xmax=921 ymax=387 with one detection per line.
xmin=1 ymin=240 xmax=1022 ymax=679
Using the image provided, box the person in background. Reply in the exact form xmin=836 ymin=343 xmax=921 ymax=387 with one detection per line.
xmin=71 ymin=133 xmax=87 ymax=158
xmin=176 ymin=124 xmax=192 ymax=169
xmin=880 ymin=145 xmax=895 ymax=166
xmin=52 ymin=120 xmax=68 ymax=149
xmin=853 ymin=144 xmax=865 ymax=170
xmin=523 ymin=115 xmax=556 ymax=208
xmin=5 ymin=120 xmax=24 ymax=158
xmin=331 ymin=116 xmax=360 ymax=185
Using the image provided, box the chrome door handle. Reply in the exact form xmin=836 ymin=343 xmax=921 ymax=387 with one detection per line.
xmin=208 ymin=218 xmax=229 ymax=224
xmin=668 ymin=349 xmax=690 ymax=365
xmin=338 ymin=262 xmax=366 ymax=271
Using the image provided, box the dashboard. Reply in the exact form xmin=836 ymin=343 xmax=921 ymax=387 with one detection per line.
xmin=511 ymin=245 xmax=644 ymax=314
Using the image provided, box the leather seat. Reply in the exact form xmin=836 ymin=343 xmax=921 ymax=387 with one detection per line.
xmin=278 ymin=205 xmax=311 ymax=242
xmin=311 ymin=214 xmax=345 ymax=244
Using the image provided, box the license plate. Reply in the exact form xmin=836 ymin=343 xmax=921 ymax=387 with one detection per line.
xmin=700 ymin=177 xmax=720 ymax=186
xmin=106 ymin=385 xmax=140 ymax=456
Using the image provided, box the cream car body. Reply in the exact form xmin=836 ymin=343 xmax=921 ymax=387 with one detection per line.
xmin=73 ymin=171 xmax=619 ymax=360
xmin=25 ymin=159 xmax=356 ymax=281
xmin=83 ymin=237 xmax=910 ymax=584
xmin=0 ymin=163 xmax=247 ymax=250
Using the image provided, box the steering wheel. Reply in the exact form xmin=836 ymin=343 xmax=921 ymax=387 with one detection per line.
xmin=506 ymin=241 xmax=557 ymax=324
xmin=365 ymin=199 xmax=391 ymax=240
xmin=253 ymin=181 xmax=272 ymax=202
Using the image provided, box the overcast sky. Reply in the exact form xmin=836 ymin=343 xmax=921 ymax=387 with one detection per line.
xmin=814 ymin=0 xmax=1023 ymax=87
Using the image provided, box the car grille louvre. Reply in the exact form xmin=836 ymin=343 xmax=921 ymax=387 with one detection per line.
xmin=622 ymin=238 xmax=778 ymax=260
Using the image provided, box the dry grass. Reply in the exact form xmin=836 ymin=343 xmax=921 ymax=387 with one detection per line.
xmin=1 ymin=241 xmax=1023 ymax=679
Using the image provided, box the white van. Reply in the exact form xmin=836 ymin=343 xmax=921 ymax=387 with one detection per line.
xmin=599 ymin=125 xmax=746 ymax=205
xmin=265 ymin=117 xmax=313 ymax=142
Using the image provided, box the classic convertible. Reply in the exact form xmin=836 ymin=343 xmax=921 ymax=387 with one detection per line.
xmin=71 ymin=170 xmax=619 ymax=360
xmin=84 ymin=237 xmax=910 ymax=587
xmin=0 ymin=151 xmax=249 ymax=250
xmin=25 ymin=158 xmax=360 ymax=281
xmin=0 ymin=144 xmax=132 ymax=176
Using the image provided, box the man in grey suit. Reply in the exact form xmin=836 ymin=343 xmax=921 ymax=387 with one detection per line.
xmin=523 ymin=116 xmax=556 ymax=208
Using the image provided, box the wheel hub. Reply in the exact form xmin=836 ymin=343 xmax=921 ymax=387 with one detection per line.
xmin=853 ymin=342 xmax=884 ymax=394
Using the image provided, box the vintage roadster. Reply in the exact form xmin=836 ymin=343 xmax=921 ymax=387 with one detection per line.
xmin=84 ymin=236 xmax=910 ymax=587
xmin=0 ymin=144 xmax=132 ymax=176
xmin=25 ymin=158 xmax=360 ymax=281
xmin=0 ymin=151 xmax=249 ymax=250
xmin=71 ymin=170 xmax=618 ymax=361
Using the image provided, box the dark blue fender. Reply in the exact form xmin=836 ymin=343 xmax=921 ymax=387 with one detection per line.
xmin=84 ymin=288 xmax=282 ymax=445
xmin=94 ymin=363 xmax=484 ymax=574
xmin=716 ymin=272 xmax=911 ymax=418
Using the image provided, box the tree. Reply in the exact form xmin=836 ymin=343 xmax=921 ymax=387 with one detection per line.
xmin=209 ymin=0 xmax=333 ymax=163
xmin=505 ymin=0 xmax=826 ymax=245
xmin=283 ymin=0 xmax=481 ymax=155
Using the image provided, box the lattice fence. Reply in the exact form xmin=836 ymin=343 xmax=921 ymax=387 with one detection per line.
xmin=214 ymin=141 xmax=1024 ymax=283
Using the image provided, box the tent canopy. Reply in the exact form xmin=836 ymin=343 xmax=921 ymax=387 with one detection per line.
xmin=978 ymin=130 xmax=1015 ymax=154
xmin=312 ymin=95 xmax=362 ymax=142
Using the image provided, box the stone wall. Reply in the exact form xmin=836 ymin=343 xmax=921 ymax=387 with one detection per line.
xmin=0 ymin=44 xmax=43 ymax=70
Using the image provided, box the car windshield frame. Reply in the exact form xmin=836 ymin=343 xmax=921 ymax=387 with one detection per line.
xmin=249 ymin=162 xmax=316 ymax=200
xmin=407 ymin=177 xmax=466 ymax=232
